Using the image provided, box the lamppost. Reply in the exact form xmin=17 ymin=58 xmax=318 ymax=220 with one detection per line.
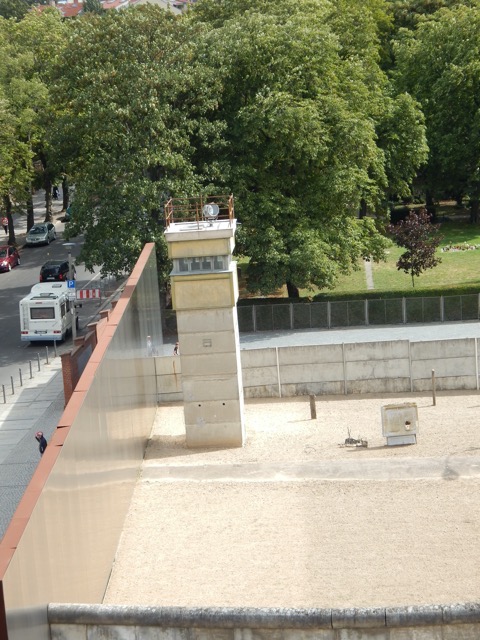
xmin=63 ymin=242 xmax=77 ymax=340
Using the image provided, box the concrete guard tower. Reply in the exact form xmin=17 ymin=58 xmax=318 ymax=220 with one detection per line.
xmin=164 ymin=195 xmax=246 ymax=447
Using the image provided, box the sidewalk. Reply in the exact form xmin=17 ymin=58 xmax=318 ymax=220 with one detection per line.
xmin=0 ymin=356 xmax=65 ymax=541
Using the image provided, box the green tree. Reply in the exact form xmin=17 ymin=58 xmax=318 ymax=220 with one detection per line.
xmin=376 ymin=92 xmax=428 ymax=199
xmin=393 ymin=2 xmax=480 ymax=221
xmin=50 ymin=6 xmax=224 ymax=282
xmin=388 ymin=209 xmax=442 ymax=287
xmin=83 ymin=0 xmax=104 ymax=14
xmin=390 ymin=0 xmax=475 ymax=31
xmin=191 ymin=0 xmax=425 ymax=296
xmin=0 ymin=95 xmax=24 ymax=243
xmin=0 ymin=20 xmax=36 ymax=242
xmin=13 ymin=8 xmax=69 ymax=223
xmin=0 ymin=0 xmax=34 ymax=21
xmin=48 ymin=0 xmax=427 ymax=295
xmin=0 ymin=9 xmax=68 ymax=235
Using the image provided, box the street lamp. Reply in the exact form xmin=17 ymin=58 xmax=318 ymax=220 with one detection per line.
xmin=63 ymin=242 xmax=77 ymax=340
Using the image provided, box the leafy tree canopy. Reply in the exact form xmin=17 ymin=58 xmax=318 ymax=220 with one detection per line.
xmin=0 ymin=0 xmax=34 ymax=21
xmin=393 ymin=2 xmax=480 ymax=217
xmin=190 ymin=0 xmax=425 ymax=295
xmin=0 ymin=9 xmax=68 ymax=225
xmin=390 ymin=0 xmax=476 ymax=31
xmin=51 ymin=6 xmax=225 ymax=281
xmin=48 ymin=0 xmax=427 ymax=295
xmin=83 ymin=0 xmax=104 ymax=14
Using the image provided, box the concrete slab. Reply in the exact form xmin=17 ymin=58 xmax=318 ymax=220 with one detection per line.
xmin=143 ymin=456 xmax=480 ymax=481
xmin=0 ymin=431 xmax=31 ymax=462
xmin=0 ymin=419 xmax=38 ymax=431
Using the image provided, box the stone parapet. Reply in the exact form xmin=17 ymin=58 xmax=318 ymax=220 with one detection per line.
xmin=48 ymin=603 xmax=480 ymax=639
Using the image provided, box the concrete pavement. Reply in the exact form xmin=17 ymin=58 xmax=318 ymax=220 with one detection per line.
xmin=0 ymin=356 xmax=64 ymax=539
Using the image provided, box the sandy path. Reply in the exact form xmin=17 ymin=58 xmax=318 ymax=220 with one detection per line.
xmin=104 ymin=392 xmax=480 ymax=609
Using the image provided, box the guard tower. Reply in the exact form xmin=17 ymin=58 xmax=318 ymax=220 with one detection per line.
xmin=164 ymin=195 xmax=245 ymax=447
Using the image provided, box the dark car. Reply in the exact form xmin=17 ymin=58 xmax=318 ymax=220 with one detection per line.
xmin=39 ymin=259 xmax=76 ymax=282
xmin=0 ymin=245 xmax=20 ymax=272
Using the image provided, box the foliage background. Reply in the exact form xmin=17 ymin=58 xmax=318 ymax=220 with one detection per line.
xmin=0 ymin=0 xmax=479 ymax=300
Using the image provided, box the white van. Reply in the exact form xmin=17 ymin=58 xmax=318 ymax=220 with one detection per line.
xmin=19 ymin=282 xmax=74 ymax=342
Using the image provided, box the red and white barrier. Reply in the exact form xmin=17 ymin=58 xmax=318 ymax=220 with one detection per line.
xmin=77 ymin=289 xmax=101 ymax=300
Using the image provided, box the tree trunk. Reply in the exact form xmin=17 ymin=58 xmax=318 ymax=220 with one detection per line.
xmin=470 ymin=199 xmax=479 ymax=224
xmin=425 ymin=190 xmax=437 ymax=222
xmin=3 ymin=195 xmax=16 ymax=246
xmin=44 ymin=176 xmax=53 ymax=222
xmin=26 ymin=188 xmax=34 ymax=231
xmin=358 ymin=198 xmax=367 ymax=219
xmin=286 ymin=281 xmax=300 ymax=298
xmin=62 ymin=175 xmax=69 ymax=212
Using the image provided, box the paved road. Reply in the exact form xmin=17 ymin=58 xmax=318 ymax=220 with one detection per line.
xmin=0 ymin=190 xmax=120 ymax=389
xmin=238 ymin=319 xmax=480 ymax=349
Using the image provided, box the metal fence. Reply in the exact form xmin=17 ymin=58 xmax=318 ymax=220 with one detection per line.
xmin=235 ymin=294 xmax=480 ymax=332
xmin=142 ymin=293 xmax=466 ymax=333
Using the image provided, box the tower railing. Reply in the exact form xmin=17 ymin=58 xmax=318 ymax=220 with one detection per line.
xmin=164 ymin=194 xmax=234 ymax=228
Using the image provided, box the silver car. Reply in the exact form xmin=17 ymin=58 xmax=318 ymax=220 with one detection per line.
xmin=25 ymin=222 xmax=56 ymax=246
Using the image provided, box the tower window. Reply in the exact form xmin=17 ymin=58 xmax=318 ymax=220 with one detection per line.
xmin=173 ymin=256 xmax=230 ymax=273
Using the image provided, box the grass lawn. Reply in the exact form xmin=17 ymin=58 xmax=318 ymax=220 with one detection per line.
xmin=237 ymin=205 xmax=480 ymax=302
xmin=325 ymin=216 xmax=480 ymax=300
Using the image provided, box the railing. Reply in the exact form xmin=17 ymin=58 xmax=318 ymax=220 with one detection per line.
xmin=164 ymin=194 xmax=234 ymax=228
xmin=164 ymin=293 xmax=480 ymax=333
xmin=237 ymin=294 xmax=480 ymax=332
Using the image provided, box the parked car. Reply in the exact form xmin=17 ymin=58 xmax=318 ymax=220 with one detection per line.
xmin=25 ymin=222 xmax=56 ymax=246
xmin=0 ymin=245 xmax=20 ymax=272
xmin=39 ymin=259 xmax=76 ymax=282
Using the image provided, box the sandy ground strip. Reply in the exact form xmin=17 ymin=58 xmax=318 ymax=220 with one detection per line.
xmin=103 ymin=392 xmax=480 ymax=609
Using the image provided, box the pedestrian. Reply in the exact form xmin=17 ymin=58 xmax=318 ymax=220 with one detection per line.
xmin=173 ymin=341 xmax=180 ymax=356
xmin=146 ymin=335 xmax=153 ymax=356
xmin=35 ymin=431 xmax=47 ymax=455
xmin=52 ymin=185 xmax=59 ymax=200
xmin=1 ymin=216 xmax=7 ymax=235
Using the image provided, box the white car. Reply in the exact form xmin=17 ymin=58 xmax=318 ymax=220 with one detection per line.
xmin=25 ymin=222 xmax=56 ymax=246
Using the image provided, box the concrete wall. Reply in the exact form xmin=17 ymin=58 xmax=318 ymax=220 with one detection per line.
xmin=60 ymin=324 xmax=98 ymax=405
xmin=155 ymin=338 xmax=480 ymax=402
xmin=48 ymin=602 xmax=480 ymax=640
xmin=0 ymin=244 xmax=162 ymax=640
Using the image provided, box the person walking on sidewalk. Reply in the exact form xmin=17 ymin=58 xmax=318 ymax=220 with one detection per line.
xmin=1 ymin=216 xmax=7 ymax=235
xmin=35 ymin=431 xmax=48 ymax=456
